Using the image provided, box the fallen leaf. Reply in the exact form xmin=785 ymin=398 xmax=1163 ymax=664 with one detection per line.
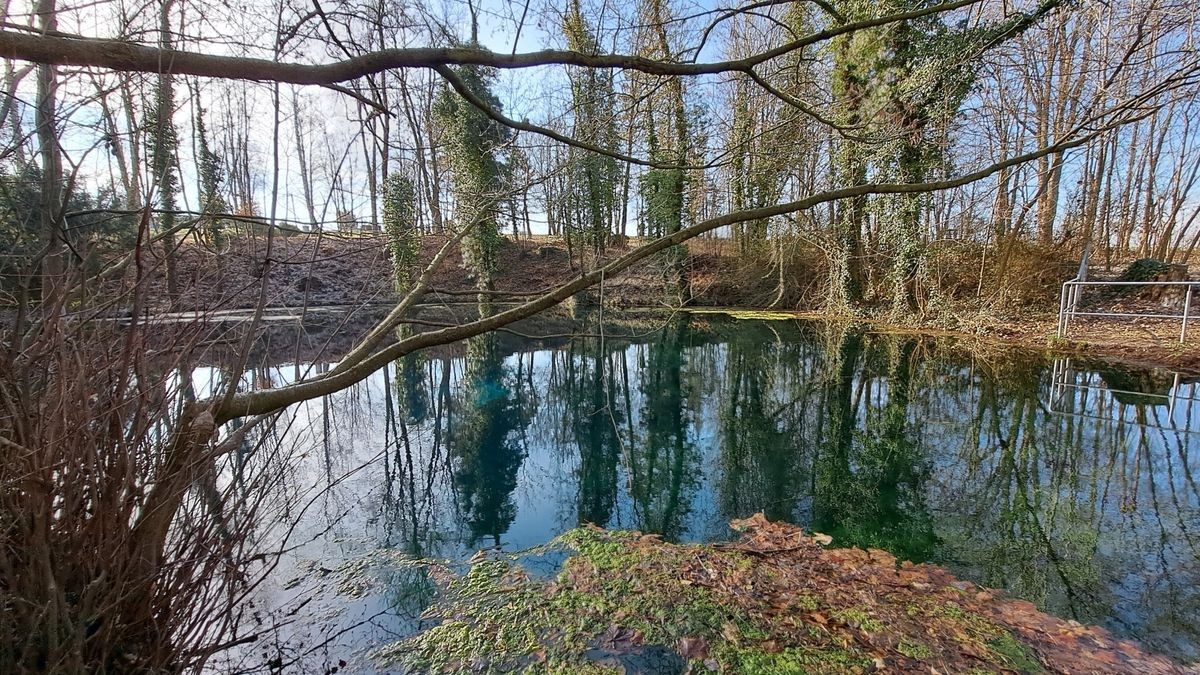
xmin=599 ymin=625 xmax=643 ymax=651
xmin=721 ymin=622 xmax=741 ymax=646
xmin=678 ymin=636 xmax=709 ymax=660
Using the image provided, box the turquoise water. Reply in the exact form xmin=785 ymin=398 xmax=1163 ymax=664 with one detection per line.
xmin=214 ymin=316 xmax=1200 ymax=672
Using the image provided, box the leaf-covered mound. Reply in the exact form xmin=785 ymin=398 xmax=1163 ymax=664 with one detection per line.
xmin=376 ymin=515 xmax=1193 ymax=674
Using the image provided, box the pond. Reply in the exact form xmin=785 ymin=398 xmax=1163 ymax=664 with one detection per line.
xmin=205 ymin=314 xmax=1200 ymax=673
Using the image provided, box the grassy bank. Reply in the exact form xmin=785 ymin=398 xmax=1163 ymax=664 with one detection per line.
xmin=376 ymin=516 xmax=1189 ymax=674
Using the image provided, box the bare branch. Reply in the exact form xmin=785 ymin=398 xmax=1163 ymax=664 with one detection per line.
xmin=215 ymin=109 xmax=1133 ymax=423
xmin=0 ymin=0 xmax=985 ymax=82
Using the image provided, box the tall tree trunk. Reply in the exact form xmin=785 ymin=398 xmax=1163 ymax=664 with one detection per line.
xmin=1 ymin=61 xmax=33 ymax=165
xmin=35 ymin=0 xmax=63 ymax=306
xmin=120 ymin=80 xmax=143 ymax=207
xmin=153 ymin=0 xmax=180 ymax=306
xmin=292 ymin=91 xmax=319 ymax=227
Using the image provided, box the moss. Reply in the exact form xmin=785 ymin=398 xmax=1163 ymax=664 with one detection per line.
xmin=831 ymin=608 xmax=885 ymax=633
xmin=384 ymin=528 xmax=763 ymax=673
xmin=556 ymin=528 xmax=747 ymax=640
xmin=897 ymin=639 xmax=934 ymax=659
xmin=794 ymin=594 xmax=820 ymax=611
xmin=728 ymin=645 xmax=872 ymax=674
xmin=913 ymin=599 xmax=1042 ymax=673
xmin=375 ymin=560 xmax=556 ymax=671
xmin=540 ymin=665 xmax=621 ymax=675
xmin=687 ymin=308 xmax=799 ymax=321
xmin=987 ymin=632 xmax=1044 ymax=673
xmin=377 ymin=525 xmax=1081 ymax=674
xmin=558 ymin=527 xmax=639 ymax=568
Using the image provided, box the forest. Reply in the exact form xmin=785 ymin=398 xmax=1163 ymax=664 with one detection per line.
xmin=3 ymin=0 xmax=1199 ymax=313
xmin=2 ymin=0 xmax=1199 ymax=672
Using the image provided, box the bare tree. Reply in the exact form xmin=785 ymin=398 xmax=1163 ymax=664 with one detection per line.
xmin=2 ymin=0 xmax=1199 ymax=670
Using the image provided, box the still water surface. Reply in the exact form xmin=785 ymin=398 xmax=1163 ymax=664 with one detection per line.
xmin=209 ymin=316 xmax=1200 ymax=672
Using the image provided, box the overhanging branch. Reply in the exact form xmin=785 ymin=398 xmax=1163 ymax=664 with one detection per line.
xmin=214 ymin=114 xmax=1125 ymax=424
xmin=0 ymin=0 xmax=983 ymax=82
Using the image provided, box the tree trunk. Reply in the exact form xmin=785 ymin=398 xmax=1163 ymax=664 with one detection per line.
xmin=35 ymin=0 xmax=64 ymax=307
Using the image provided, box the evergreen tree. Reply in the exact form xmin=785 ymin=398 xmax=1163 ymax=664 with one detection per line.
xmin=563 ymin=0 xmax=620 ymax=255
xmin=636 ymin=0 xmax=691 ymax=304
xmin=382 ymin=170 xmax=419 ymax=295
xmin=433 ymin=55 xmax=511 ymax=315
xmin=194 ymin=104 xmax=228 ymax=247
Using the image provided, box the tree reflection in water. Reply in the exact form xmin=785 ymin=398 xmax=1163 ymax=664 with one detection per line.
xmin=717 ymin=321 xmax=806 ymax=524
xmin=449 ymin=332 xmax=527 ymax=548
xmin=244 ymin=315 xmax=1200 ymax=665
xmin=553 ymin=334 xmax=623 ymax=528
xmin=813 ymin=331 xmax=936 ymax=562
xmin=629 ymin=316 xmax=697 ymax=540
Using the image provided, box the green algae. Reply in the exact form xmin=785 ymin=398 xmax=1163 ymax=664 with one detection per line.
xmin=685 ymin=308 xmax=801 ymax=321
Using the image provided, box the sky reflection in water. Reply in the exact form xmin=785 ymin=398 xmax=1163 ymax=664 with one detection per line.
xmin=208 ymin=316 xmax=1200 ymax=672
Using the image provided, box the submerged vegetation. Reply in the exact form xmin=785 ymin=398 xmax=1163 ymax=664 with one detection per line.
xmin=381 ymin=517 xmax=1182 ymax=674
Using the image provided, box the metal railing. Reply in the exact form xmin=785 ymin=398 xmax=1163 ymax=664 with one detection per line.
xmin=1045 ymin=357 xmax=1199 ymax=431
xmin=1057 ymin=277 xmax=1196 ymax=343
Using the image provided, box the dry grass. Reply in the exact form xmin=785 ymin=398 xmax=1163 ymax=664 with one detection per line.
xmin=0 ymin=297 xmax=284 ymax=672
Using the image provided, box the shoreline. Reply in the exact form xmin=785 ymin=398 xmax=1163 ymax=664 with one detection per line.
xmin=674 ymin=307 xmax=1200 ymax=375
xmin=34 ymin=300 xmax=1192 ymax=376
xmin=79 ymin=234 xmax=1195 ymax=374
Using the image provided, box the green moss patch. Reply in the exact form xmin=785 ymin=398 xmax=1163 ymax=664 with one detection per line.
xmin=685 ymin=308 xmax=802 ymax=321
xmin=376 ymin=515 xmax=1185 ymax=674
